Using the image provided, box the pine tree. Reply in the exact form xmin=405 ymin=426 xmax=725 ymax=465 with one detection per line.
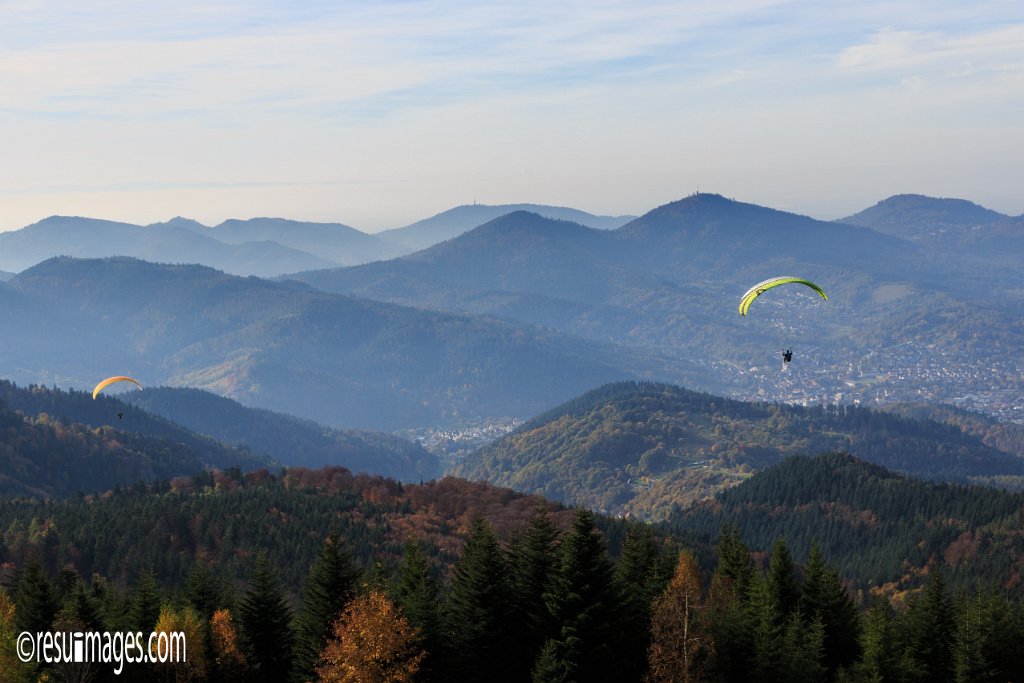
xmin=646 ymin=550 xmax=713 ymax=683
xmin=854 ymin=598 xmax=917 ymax=683
xmin=708 ymin=527 xmax=754 ymax=683
xmin=714 ymin=524 xmax=754 ymax=595
xmin=316 ymin=590 xmax=425 ymax=683
xmin=510 ymin=505 xmax=561 ymax=663
xmin=953 ymin=589 xmax=1024 ymax=683
xmin=778 ymin=610 xmax=826 ymax=683
xmin=766 ymin=538 xmax=799 ymax=619
xmin=292 ymin=533 xmax=362 ymax=683
xmin=445 ymin=517 xmax=517 ymax=683
xmin=800 ymin=543 xmax=861 ymax=677
xmin=617 ymin=526 xmax=669 ymax=680
xmin=239 ymin=553 xmax=295 ymax=683
xmin=393 ymin=539 xmax=442 ymax=678
xmin=13 ymin=560 xmax=56 ymax=635
xmin=62 ymin=578 xmax=104 ymax=632
xmin=532 ymin=636 xmax=579 ymax=683
xmin=126 ymin=567 xmax=163 ymax=632
xmin=185 ymin=560 xmax=225 ymax=622
xmin=544 ymin=509 xmax=627 ymax=683
xmin=903 ymin=569 xmax=954 ymax=683
xmin=746 ymin=572 xmax=785 ymax=683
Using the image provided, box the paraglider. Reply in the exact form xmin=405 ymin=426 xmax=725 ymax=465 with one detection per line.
xmin=738 ymin=276 xmax=827 ymax=316
xmin=91 ymin=376 xmax=142 ymax=400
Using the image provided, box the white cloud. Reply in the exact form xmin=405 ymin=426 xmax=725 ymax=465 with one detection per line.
xmin=0 ymin=0 xmax=1022 ymax=229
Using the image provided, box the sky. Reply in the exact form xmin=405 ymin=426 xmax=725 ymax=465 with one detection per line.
xmin=1 ymin=0 xmax=1022 ymax=232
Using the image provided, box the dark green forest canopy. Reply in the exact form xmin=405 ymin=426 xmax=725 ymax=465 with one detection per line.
xmin=0 ymin=469 xmax=607 ymax=595
xmin=671 ymin=453 xmax=1024 ymax=594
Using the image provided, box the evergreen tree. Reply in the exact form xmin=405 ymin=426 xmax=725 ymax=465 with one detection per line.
xmin=544 ymin=509 xmax=627 ymax=683
xmin=393 ymin=539 xmax=442 ymax=679
xmin=292 ymin=533 xmax=362 ymax=683
xmin=616 ymin=527 xmax=666 ymax=681
xmin=903 ymin=568 xmax=955 ymax=683
xmin=185 ymin=559 xmax=225 ymax=622
xmin=13 ymin=561 xmax=56 ymax=636
xmin=953 ymin=589 xmax=1024 ymax=682
xmin=800 ymin=543 xmax=861 ymax=678
xmin=746 ymin=572 xmax=785 ymax=683
xmin=239 ymin=553 xmax=295 ymax=683
xmin=708 ymin=527 xmax=755 ymax=683
xmin=126 ymin=567 xmax=163 ymax=632
xmin=853 ymin=598 xmax=919 ymax=683
xmin=532 ymin=636 xmax=579 ymax=683
xmin=779 ymin=610 xmax=826 ymax=683
xmin=511 ymin=505 xmax=561 ymax=664
xmin=714 ymin=524 xmax=755 ymax=595
xmin=767 ymin=537 xmax=800 ymax=619
xmin=62 ymin=578 xmax=104 ymax=632
xmin=445 ymin=517 xmax=517 ymax=683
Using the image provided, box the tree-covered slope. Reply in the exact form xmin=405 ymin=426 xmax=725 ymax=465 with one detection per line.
xmin=127 ymin=386 xmax=440 ymax=481
xmin=454 ymin=382 xmax=1024 ymax=518
xmin=669 ymin=453 xmax=1024 ymax=592
xmin=0 ymin=468 xmax=592 ymax=593
xmin=0 ymin=391 xmax=268 ymax=498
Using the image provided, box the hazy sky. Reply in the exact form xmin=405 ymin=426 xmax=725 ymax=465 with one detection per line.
xmin=1 ymin=0 xmax=1021 ymax=232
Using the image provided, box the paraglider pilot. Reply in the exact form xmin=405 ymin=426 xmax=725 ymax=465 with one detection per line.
xmin=783 ymin=350 xmax=793 ymax=364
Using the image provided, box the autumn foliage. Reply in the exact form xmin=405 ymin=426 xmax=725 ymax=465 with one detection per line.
xmin=316 ymin=590 xmax=425 ymax=683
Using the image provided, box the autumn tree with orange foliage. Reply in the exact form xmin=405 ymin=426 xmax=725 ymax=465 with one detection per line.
xmin=153 ymin=603 xmax=208 ymax=682
xmin=646 ymin=551 xmax=713 ymax=683
xmin=316 ymin=590 xmax=425 ymax=683
xmin=0 ymin=591 xmax=29 ymax=683
xmin=210 ymin=608 xmax=247 ymax=683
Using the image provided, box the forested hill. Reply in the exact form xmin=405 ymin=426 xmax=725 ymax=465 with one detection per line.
xmin=0 ymin=468 xmax=602 ymax=594
xmin=453 ymin=381 xmax=1024 ymax=518
xmin=126 ymin=386 xmax=440 ymax=481
xmin=0 ymin=396 xmax=265 ymax=498
xmin=0 ymin=380 xmax=272 ymax=472
xmin=670 ymin=453 xmax=1024 ymax=594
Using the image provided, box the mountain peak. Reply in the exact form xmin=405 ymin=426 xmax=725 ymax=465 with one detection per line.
xmin=839 ymin=194 xmax=1006 ymax=240
xmin=148 ymin=216 xmax=209 ymax=231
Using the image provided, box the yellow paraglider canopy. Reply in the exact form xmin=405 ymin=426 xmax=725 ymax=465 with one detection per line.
xmin=738 ymin=276 xmax=827 ymax=316
xmin=92 ymin=376 xmax=143 ymax=400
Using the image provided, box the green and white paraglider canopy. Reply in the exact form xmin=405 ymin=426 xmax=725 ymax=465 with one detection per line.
xmin=738 ymin=277 xmax=827 ymax=316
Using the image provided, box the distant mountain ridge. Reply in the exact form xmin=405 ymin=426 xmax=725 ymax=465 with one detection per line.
xmin=0 ymin=203 xmax=635 ymax=277
xmin=376 ymin=202 xmax=635 ymax=250
xmin=286 ymin=193 xmax=1024 ymax=415
xmin=0 ymin=215 xmax=340 ymax=276
xmin=839 ymin=193 xmax=1008 ymax=241
xmin=0 ymin=256 xmax=656 ymax=430
xmin=195 ymin=216 xmax=404 ymax=265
